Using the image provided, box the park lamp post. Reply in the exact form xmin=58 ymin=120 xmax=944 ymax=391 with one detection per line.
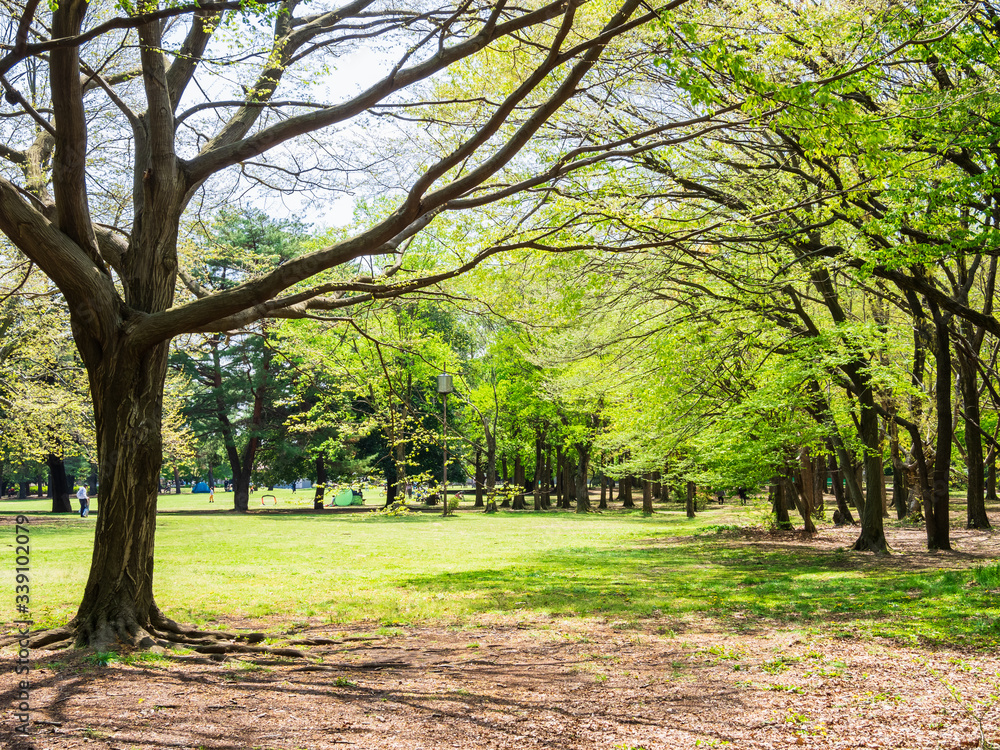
xmin=437 ymin=371 xmax=453 ymax=516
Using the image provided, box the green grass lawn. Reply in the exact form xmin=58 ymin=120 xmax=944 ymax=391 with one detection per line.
xmin=2 ymin=491 xmax=999 ymax=651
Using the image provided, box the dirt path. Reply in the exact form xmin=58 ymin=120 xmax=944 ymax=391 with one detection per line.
xmin=3 ymin=617 xmax=999 ymax=749
xmin=3 ymin=523 xmax=999 ymax=750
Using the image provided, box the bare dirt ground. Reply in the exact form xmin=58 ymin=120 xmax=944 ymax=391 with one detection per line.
xmin=3 ymin=525 xmax=999 ymax=750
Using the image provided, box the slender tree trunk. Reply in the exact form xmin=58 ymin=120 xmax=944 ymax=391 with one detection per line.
xmin=315 ymin=454 xmax=328 ymax=485
xmin=987 ymin=448 xmax=998 ymax=502
xmin=651 ymin=470 xmax=661 ymax=501
xmin=47 ymin=453 xmax=74 ymax=513
xmin=599 ymin=472 xmax=608 ymax=510
xmin=926 ymin=305 xmax=954 ymax=550
xmin=890 ymin=424 xmax=907 ymax=520
xmin=958 ymin=343 xmax=991 ymax=529
xmin=828 ymin=453 xmax=855 ymax=525
xmin=533 ymin=434 xmax=544 ymax=511
xmin=789 ymin=462 xmax=817 ymax=534
xmin=574 ymin=444 xmax=590 ymax=513
xmin=554 ymin=449 xmax=563 ymax=507
xmin=561 ymin=454 xmax=575 ymax=509
xmin=685 ymin=481 xmax=696 ymax=518
xmin=475 ymin=448 xmax=485 ymax=509
xmin=173 ymin=466 xmax=182 ymax=495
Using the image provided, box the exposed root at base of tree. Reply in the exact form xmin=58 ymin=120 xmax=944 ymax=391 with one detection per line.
xmin=1 ymin=614 xmax=307 ymax=659
xmin=851 ymin=533 xmax=890 ymax=554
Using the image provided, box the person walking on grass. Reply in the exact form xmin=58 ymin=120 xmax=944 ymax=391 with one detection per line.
xmin=77 ymin=485 xmax=90 ymax=517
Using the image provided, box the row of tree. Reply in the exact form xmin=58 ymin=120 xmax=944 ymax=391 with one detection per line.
xmin=2 ymin=0 xmax=997 ymax=651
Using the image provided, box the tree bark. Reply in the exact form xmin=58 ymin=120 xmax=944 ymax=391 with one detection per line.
xmin=475 ymin=448 xmax=485 ymax=508
xmin=512 ymin=454 xmax=525 ymax=510
xmin=574 ymin=444 xmax=590 ymax=513
xmin=828 ymin=452 xmax=856 ymax=525
xmin=926 ymin=303 xmax=954 ymax=550
xmin=72 ymin=339 xmax=170 ymax=649
xmin=685 ymin=481 xmax=696 ymax=519
xmin=47 ymin=453 xmax=74 ymax=513
xmin=642 ymin=473 xmax=653 ymax=515
xmin=957 ymin=339 xmax=991 ymax=529
xmin=621 ymin=473 xmax=635 ymax=509
xmin=772 ymin=478 xmax=792 ymax=529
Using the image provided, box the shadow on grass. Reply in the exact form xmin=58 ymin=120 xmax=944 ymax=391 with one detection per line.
xmin=401 ymin=533 xmax=1000 ymax=650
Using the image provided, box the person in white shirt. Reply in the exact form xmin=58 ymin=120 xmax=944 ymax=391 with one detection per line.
xmin=76 ymin=485 xmax=90 ymax=517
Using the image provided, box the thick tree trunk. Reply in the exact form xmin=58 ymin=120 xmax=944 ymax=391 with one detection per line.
xmin=47 ymin=453 xmax=74 ymax=513
xmin=315 ymin=454 xmax=327 ymax=485
xmin=512 ymin=454 xmax=525 ymax=510
xmin=685 ymin=481 xmax=696 ymax=519
xmin=642 ymin=473 xmax=653 ymax=516
xmin=621 ymin=474 xmax=635 ymax=509
xmin=232 ymin=464 xmax=253 ymax=511
xmin=772 ymin=478 xmax=792 ymax=529
xmin=18 ymin=481 xmax=28 ymax=499
xmin=72 ymin=341 xmax=169 ymax=650
xmin=651 ymin=470 xmax=661 ymax=501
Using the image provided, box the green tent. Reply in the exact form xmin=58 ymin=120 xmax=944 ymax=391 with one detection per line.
xmin=333 ymin=488 xmax=354 ymax=506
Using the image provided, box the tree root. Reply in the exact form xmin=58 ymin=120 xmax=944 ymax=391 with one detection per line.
xmin=850 ymin=532 xmax=890 ymax=554
xmin=2 ymin=616 xmax=306 ymax=659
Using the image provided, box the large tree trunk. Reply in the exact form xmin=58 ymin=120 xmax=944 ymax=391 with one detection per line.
xmin=47 ymin=453 xmax=74 ymax=513
xmin=315 ymin=454 xmax=328 ymax=485
xmin=72 ymin=342 xmax=169 ymax=650
xmin=231 ymin=465 xmax=251 ymax=510
xmin=685 ymin=481 xmax=696 ymax=519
